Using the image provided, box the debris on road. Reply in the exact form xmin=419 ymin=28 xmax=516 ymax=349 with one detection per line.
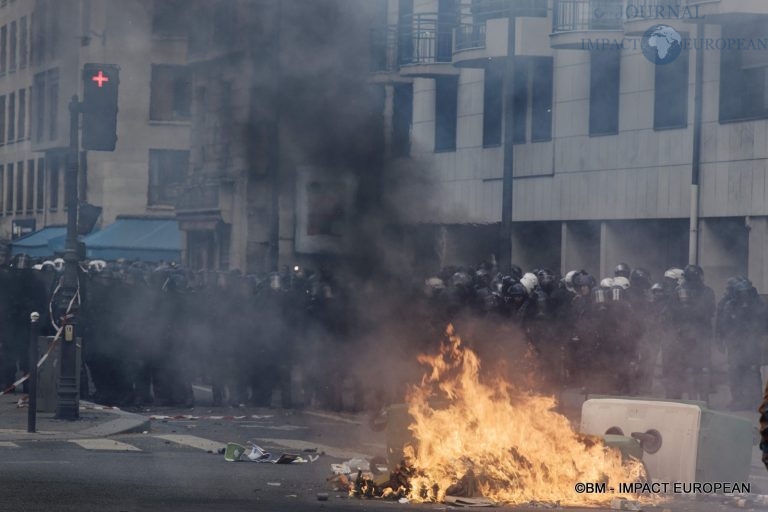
xmin=317 ymin=493 xmax=329 ymax=501
xmin=443 ymin=496 xmax=494 ymax=507
xmin=223 ymin=441 xmax=309 ymax=464
xmin=610 ymin=498 xmax=642 ymax=511
xmin=267 ymin=482 xmax=281 ymax=487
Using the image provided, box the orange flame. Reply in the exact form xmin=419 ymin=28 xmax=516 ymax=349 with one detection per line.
xmin=403 ymin=325 xmax=648 ymax=506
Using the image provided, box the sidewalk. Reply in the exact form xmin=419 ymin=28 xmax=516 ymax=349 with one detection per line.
xmin=0 ymin=393 xmax=150 ymax=442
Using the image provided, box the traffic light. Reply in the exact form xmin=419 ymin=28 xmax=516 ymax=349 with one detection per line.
xmin=82 ymin=63 xmax=119 ymax=151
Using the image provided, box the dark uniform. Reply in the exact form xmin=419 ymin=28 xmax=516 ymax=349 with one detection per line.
xmin=716 ymin=279 xmax=766 ymax=410
xmin=666 ymin=265 xmax=715 ymax=402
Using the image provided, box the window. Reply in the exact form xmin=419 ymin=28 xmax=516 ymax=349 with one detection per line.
xmin=434 ymin=77 xmax=458 ymax=152
xmin=512 ymin=61 xmax=528 ymax=143
xmin=589 ymin=50 xmax=620 ymax=136
xmin=35 ymin=158 xmax=43 ymax=211
xmin=33 ymin=73 xmax=44 ymax=142
xmin=0 ymin=25 xmax=6 ymax=74
xmin=148 ymin=149 xmax=189 ymax=206
xmin=33 ymin=3 xmax=44 ymax=65
xmin=152 ymin=0 xmax=188 ymax=37
xmin=532 ymin=57 xmax=553 ymax=142
xmin=392 ymin=84 xmax=412 ymax=157
xmin=48 ymin=1 xmax=58 ymax=61
xmin=19 ymin=16 xmax=25 ymax=67
xmin=655 ymin=52 xmax=689 ymax=130
xmin=7 ymin=92 xmax=14 ymax=143
xmin=27 ymin=86 xmax=31 ymax=139
xmin=150 ymin=65 xmax=191 ymax=121
xmin=15 ymin=161 xmax=22 ymax=213
xmin=25 ymin=160 xmax=32 ymax=212
xmin=9 ymin=21 xmax=15 ymax=72
xmin=0 ymin=95 xmax=5 ymax=145
xmin=17 ymin=88 xmax=24 ymax=140
xmin=47 ymin=69 xmax=58 ymax=140
xmin=483 ymin=62 xmax=503 ymax=147
xmin=80 ymin=0 xmax=90 ymax=46
xmin=48 ymin=157 xmax=58 ymax=210
xmin=0 ymin=166 xmax=4 ymax=213
xmin=436 ymin=0 xmax=457 ymax=63
xmin=6 ymin=162 xmax=12 ymax=213
xmin=720 ymin=22 xmax=768 ymax=122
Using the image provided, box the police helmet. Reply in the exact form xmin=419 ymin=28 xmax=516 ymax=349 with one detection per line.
xmin=509 ymin=264 xmax=523 ymax=282
xmin=614 ymin=263 xmax=631 ymax=278
xmin=683 ymin=264 xmax=704 ymax=283
xmin=520 ymin=272 xmax=539 ymax=294
xmin=613 ymin=276 xmax=630 ymax=290
xmin=600 ymin=277 xmax=615 ymax=289
xmin=573 ymin=272 xmax=596 ymax=290
xmin=663 ymin=267 xmax=684 ymax=284
xmin=630 ymin=267 xmax=652 ymax=290
xmin=564 ymin=270 xmax=578 ymax=292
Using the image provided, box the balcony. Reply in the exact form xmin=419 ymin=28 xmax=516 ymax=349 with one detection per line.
xmin=454 ymin=13 xmax=552 ymax=67
xmin=368 ymin=25 xmax=412 ymax=84
xmin=624 ymin=0 xmax=689 ymax=35
xmin=397 ymin=13 xmax=459 ymax=78
xmin=550 ymin=0 xmax=624 ymax=50
xmin=683 ymin=0 xmax=768 ymax=22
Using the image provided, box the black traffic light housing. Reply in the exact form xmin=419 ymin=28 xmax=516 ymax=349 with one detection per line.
xmin=82 ymin=63 xmax=119 ymax=151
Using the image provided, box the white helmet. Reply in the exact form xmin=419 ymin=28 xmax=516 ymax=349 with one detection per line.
xmin=53 ymin=258 xmax=65 ymax=272
xmin=600 ymin=277 xmax=615 ymax=289
xmin=664 ymin=268 xmax=684 ymax=284
xmin=564 ymin=270 xmax=578 ymax=292
xmin=520 ymin=272 xmax=538 ymax=294
xmin=613 ymin=276 xmax=630 ymax=290
xmin=88 ymin=260 xmax=107 ymax=272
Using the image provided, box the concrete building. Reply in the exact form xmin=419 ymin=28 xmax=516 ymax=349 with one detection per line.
xmin=0 ymin=0 xmax=190 ymax=243
xmin=176 ymin=0 xmax=382 ymax=273
xmin=374 ymin=0 xmax=768 ymax=294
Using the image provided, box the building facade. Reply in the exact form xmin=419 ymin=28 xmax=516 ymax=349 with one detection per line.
xmin=374 ymin=0 xmax=768 ymax=294
xmin=0 ymin=0 xmax=190 ymax=243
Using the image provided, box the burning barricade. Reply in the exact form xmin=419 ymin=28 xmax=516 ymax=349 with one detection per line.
xmin=334 ymin=325 xmax=650 ymax=507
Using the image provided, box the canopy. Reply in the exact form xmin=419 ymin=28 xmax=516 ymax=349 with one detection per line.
xmin=10 ymin=226 xmax=67 ymax=258
xmin=82 ymin=217 xmax=181 ymax=263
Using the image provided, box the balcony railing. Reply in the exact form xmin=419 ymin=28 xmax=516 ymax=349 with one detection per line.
xmin=455 ymin=19 xmax=487 ymax=51
xmin=176 ymin=183 xmax=220 ymax=212
xmin=370 ymin=25 xmax=400 ymax=73
xmin=552 ymin=0 xmax=624 ymax=33
xmin=627 ymin=0 xmax=683 ymax=13
xmin=398 ymin=13 xmax=455 ymax=66
xmin=470 ymin=0 xmax=549 ymax=20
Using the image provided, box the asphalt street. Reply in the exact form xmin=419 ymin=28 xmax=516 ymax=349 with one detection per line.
xmin=0 ymin=400 xmax=764 ymax=512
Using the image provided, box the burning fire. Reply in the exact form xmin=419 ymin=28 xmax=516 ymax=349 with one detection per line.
xmin=402 ymin=325 xmax=647 ymax=506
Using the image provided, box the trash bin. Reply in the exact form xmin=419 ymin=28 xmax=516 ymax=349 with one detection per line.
xmin=36 ymin=336 xmax=81 ymax=413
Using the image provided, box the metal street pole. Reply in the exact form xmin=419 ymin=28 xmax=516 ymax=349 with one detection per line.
xmin=55 ymin=95 xmax=81 ymax=420
xmin=499 ymin=13 xmax=516 ymax=273
xmin=27 ymin=311 xmax=40 ymax=432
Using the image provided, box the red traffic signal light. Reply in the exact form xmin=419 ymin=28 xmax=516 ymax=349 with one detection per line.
xmin=82 ymin=63 xmax=119 ymax=151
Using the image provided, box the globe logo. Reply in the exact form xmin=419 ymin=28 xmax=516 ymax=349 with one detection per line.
xmin=641 ymin=24 xmax=683 ymax=65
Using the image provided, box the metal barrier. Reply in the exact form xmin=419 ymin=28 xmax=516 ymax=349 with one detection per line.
xmin=552 ymin=0 xmax=624 ymax=33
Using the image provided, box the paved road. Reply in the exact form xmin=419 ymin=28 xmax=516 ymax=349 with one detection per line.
xmin=0 ymin=404 xmax=764 ymax=512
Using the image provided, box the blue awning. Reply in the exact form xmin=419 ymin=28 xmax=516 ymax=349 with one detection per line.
xmin=82 ymin=217 xmax=181 ymax=263
xmin=10 ymin=226 xmax=67 ymax=258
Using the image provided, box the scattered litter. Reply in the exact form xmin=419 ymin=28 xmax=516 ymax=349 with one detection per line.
xmin=309 ymin=455 xmax=320 ymax=463
xmin=610 ymin=498 xmax=642 ymax=511
xmin=224 ymin=442 xmax=246 ymax=462
xmin=345 ymin=458 xmax=370 ymax=471
xmin=16 ymin=396 xmax=28 ymax=408
xmin=142 ymin=431 xmax=148 ymax=435
xmin=398 ymin=497 xmax=410 ymax=504
xmin=267 ymin=482 xmax=281 ymax=487
xmin=331 ymin=463 xmax=351 ymax=475
xmin=285 ymin=494 xmax=297 ymax=498
xmin=218 ymin=448 xmax=225 ymax=455
xmin=246 ymin=445 xmax=271 ymax=462
xmin=303 ymin=448 xmax=317 ymax=453
xmin=317 ymin=492 xmax=329 ymax=501
xmin=444 ymin=496 xmax=494 ymax=507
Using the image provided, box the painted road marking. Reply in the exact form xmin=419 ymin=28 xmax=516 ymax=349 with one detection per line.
xmin=0 ymin=441 xmax=19 ymax=448
xmin=153 ymin=434 xmax=225 ymax=452
xmin=69 ymin=439 xmax=142 ymax=451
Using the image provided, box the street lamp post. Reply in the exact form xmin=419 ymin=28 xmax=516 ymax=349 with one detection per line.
xmin=55 ymin=95 xmax=82 ymax=420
